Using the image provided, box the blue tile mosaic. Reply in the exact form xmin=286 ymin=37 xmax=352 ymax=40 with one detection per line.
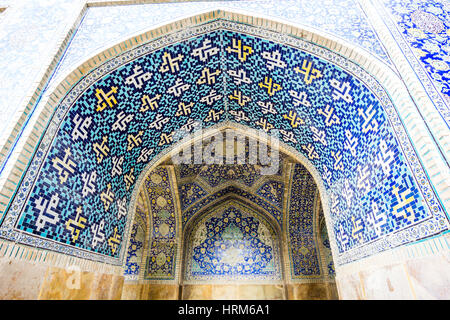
xmin=124 ymin=220 xmax=144 ymax=278
xmin=318 ymin=202 xmax=335 ymax=277
xmin=52 ymin=0 xmax=391 ymax=83
xmin=256 ymin=180 xmax=284 ymax=209
xmin=179 ymin=182 xmax=208 ymax=211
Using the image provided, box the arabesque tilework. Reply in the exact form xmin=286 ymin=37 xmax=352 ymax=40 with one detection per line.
xmin=256 ymin=180 xmax=284 ymax=209
xmin=381 ymin=0 xmax=450 ymax=124
xmin=318 ymin=203 xmax=335 ymax=277
xmin=0 ymin=21 xmax=447 ymax=267
xmin=178 ymin=182 xmax=208 ymax=211
xmin=184 ymin=201 xmax=282 ymax=282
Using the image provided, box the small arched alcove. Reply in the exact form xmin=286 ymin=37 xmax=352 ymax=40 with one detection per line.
xmin=182 ymin=200 xmax=284 ymax=299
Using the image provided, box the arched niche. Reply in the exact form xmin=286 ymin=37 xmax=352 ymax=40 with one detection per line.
xmin=0 ymin=12 xmax=446 ymax=286
xmin=182 ymin=199 xmax=283 ymax=284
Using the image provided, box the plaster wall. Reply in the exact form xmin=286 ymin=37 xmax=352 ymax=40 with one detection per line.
xmin=336 ymin=234 xmax=450 ymax=299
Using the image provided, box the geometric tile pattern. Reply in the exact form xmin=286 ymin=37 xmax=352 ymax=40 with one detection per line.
xmin=184 ymin=201 xmax=282 ymax=282
xmin=124 ymin=221 xmax=144 ymax=279
xmin=178 ymin=162 xmax=281 ymax=188
xmin=287 ymin=165 xmax=321 ymax=278
xmin=2 ymin=21 xmax=447 ymax=267
xmin=53 ymin=0 xmax=391 ymax=82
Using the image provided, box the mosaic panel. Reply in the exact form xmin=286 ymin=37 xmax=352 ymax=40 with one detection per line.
xmin=184 ymin=202 xmax=282 ymax=282
xmin=177 ymin=139 xmax=283 ymax=188
xmin=2 ymin=21 xmax=447 ymax=266
xmin=381 ymin=0 xmax=450 ymax=124
xmin=287 ymin=165 xmax=321 ymax=278
xmin=256 ymin=180 xmax=284 ymax=209
xmin=179 ymin=163 xmax=281 ymax=188
xmin=179 ymin=182 xmax=208 ymax=211
xmin=182 ymin=185 xmax=283 ymax=228
xmin=144 ymin=167 xmax=178 ymax=280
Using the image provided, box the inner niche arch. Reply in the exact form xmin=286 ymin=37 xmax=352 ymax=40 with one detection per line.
xmin=0 ymin=13 xmax=446 ymax=275
xmin=182 ymin=199 xmax=284 ymax=284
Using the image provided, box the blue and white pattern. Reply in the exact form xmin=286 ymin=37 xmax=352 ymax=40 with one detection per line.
xmin=52 ymin=0 xmax=390 ymax=83
xmin=0 ymin=20 xmax=447 ymax=267
xmin=380 ymin=0 xmax=450 ymax=124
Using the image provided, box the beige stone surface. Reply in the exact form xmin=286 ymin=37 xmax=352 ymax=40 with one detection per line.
xmin=287 ymin=283 xmax=328 ymax=300
xmin=88 ymin=273 xmax=124 ymax=300
xmin=336 ymin=273 xmax=364 ymax=300
xmin=326 ymin=282 xmax=339 ymax=300
xmin=405 ymin=253 xmax=450 ymax=299
xmin=90 ymin=273 xmax=115 ymax=300
xmin=37 ymin=266 xmax=124 ymax=300
xmin=0 ymin=258 xmax=47 ymax=300
xmin=182 ymin=285 xmax=212 ymax=300
xmin=360 ymin=264 xmax=414 ymax=299
xmin=147 ymin=284 xmax=179 ymax=300
xmin=183 ymin=284 xmax=285 ymax=300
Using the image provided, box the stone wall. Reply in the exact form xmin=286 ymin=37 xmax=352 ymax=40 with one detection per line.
xmin=121 ymin=283 xmax=179 ymax=300
xmin=336 ymin=234 xmax=450 ymax=299
xmin=120 ymin=282 xmax=339 ymax=300
xmin=0 ymin=257 xmax=123 ymax=300
xmin=182 ymin=284 xmax=285 ymax=300
xmin=0 ymin=0 xmax=448 ymax=300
